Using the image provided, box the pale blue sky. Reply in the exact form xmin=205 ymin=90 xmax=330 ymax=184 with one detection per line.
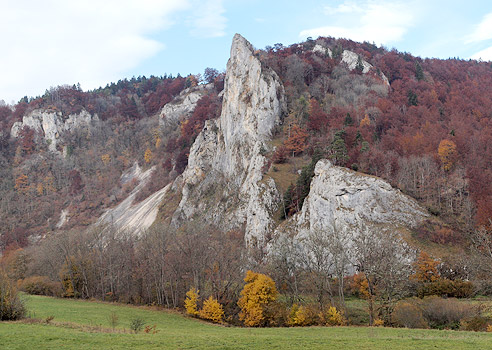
xmin=1 ymin=0 xmax=492 ymax=103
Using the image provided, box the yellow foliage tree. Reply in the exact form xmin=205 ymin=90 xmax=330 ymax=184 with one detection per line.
xmin=360 ymin=114 xmax=371 ymax=127
xmin=101 ymin=153 xmax=111 ymax=165
xmin=410 ymin=251 xmax=440 ymax=283
xmin=36 ymin=183 xmax=44 ymax=196
xmin=184 ymin=288 xmax=200 ymax=316
xmin=438 ymin=139 xmax=457 ymax=171
xmin=288 ymin=304 xmax=311 ymax=326
xmin=238 ymin=270 xmax=278 ymax=327
xmin=14 ymin=174 xmax=29 ymax=194
xmin=144 ymin=148 xmax=152 ymax=164
xmin=199 ymin=296 xmax=224 ymax=323
xmin=324 ymin=306 xmax=345 ymax=326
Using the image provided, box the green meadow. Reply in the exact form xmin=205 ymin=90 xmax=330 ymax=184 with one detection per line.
xmin=1 ymin=295 xmax=492 ymax=350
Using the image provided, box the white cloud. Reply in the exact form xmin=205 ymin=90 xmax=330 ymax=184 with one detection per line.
xmin=301 ymin=1 xmax=417 ymax=46
xmin=0 ymin=0 xmax=189 ymax=103
xmin=324 ymin=2 xmax=363 ymax=15
xmin=466 ymin=12 xmax=492 ymax=43
xmin=471 ymin=46 xmax=492 ymax=61
xmin=188 ymin=0 xmax=227 ymax=38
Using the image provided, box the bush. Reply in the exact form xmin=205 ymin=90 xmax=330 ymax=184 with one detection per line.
xmin=392 ymin=301 xmax=428 ymax=329
xmin=288 ymin=304 xmax=318 ymax=326
xmin=199 ymin=296 xmax=224 ymax=323
xmin=418 ymin=279 xmax=474 ymax=298
xmin=473 ymin=280 xmax=492 ymax=296
xmin=19 ymin=276 xmax=62 ymax=297
xmin=130 ymin=317 xmax=145 ymax=333
xmin=0 ymin=270 xmax=26 ymax=320
xmin=421 ymin=296 xmax=475 ymax=330
xmin=461 ymin=315 xmax=490 ymax=332
xmin=320 ymin=306 xmax=345 ymax=326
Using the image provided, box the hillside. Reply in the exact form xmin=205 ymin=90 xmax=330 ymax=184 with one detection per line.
xmin=1 ymin=34 xmax=492 ymax=323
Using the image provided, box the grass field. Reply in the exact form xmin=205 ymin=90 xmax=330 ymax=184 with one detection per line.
xmin=1 ymin=295 xmax=492 ymax=350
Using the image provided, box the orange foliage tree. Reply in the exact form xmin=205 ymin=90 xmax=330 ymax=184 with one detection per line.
xmin=438 ymin=139 xmax=457 ymax=171
xmin=411 ymin=251 xmax=440 ymax=283
xmin=284 ymin=124 xmax=308 ymax=156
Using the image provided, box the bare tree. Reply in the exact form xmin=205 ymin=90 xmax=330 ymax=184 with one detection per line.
xmin=351 ymin=225 xmax=415 ymax=324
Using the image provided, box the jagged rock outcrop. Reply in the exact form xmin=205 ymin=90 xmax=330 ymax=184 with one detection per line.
xmin=313 ymin=44 xmax=332 ymax=57
xmin=159 ymin=83 xmax=214 ymax=128
xmin=275 ymin=159 xmax=427 ymax=239
xmin=11 ymin=109 xmax=98 ymax=152
xmin=341 ymin=50 xmax=390 ymax=85
xmin=170 ymin=34 xmax=286 ymax=245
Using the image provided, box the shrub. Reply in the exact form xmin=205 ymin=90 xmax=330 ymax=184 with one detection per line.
xmin=461 ymin=315 xmax=490 ymax=332
xmin=0 ymin=270 xmax=26 ymax=320
xmin=392 ymin=301 xmax=428 ymax=329
xmin=184 ymin=288 xmax=200 ymax=316
xmin=130 ymin=317 xmax=145 ymax=333
xmin=288 ymin=304 xmax=318 ymax=326
xmin=421 ymin=296 xmax=475 ymax=330
xmin=373 ymin=318 xmax=385 ymax=327
xmin=19 ymin=276 xmax=62 ymax=297
xmin=320 ymin=306 xmax=345 ymax=326
xmin=199 ymin=296 xmax=224 ymax=323
xmin=418 ymin=279 xmax=474 ymax=298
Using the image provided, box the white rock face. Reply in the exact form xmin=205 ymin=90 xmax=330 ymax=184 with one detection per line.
xmin=341 ymin=50 xmax=390 ymax=85
xmin=56 ymin=209 xmax=69 ymax=229
xmin=11 ymin=109 xmax=98 ymax=151
xmin=313 ymin=44 xmax=332 ymax=57
xmin=171 ymin=33 xmax=286 ymax=245
xmin=159 ymin=84 xmax=214 ymax=128
xmin=277 ymin=159 xmax=427 ymax=239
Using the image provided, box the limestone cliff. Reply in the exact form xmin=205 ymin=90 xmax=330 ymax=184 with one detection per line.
xmin=170 ymin=34 xmax=286 ymax=245
xmin=285 ymin=159 xmax=427 ymax=234
xmin=11 ymin=109 xmax=98 ymax=152
xmin=159 ymin=83 xmax=214 ymax=128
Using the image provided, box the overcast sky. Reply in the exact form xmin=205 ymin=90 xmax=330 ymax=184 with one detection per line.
xmin=1 ymin=0 xmax=492 ymax=103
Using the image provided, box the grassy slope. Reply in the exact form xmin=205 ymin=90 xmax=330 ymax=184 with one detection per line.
xmin=1 ymin=296 xmax=492 ymax=350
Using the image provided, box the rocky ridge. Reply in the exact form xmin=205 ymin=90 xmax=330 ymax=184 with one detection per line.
xmin=170 ymin=34 xmax=286 ymax=245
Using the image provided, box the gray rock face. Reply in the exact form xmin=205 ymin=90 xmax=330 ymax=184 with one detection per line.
xmin=341 ymin=50 xmax=390 ymax=85
xmin=159 ymin=84 xmax=214 ymax=128
xmin=275 ymin=159 xmax=427 ymax=240
xmin=171 ymin=33 xmax=286 ymax=245
xmin=313 ymin=44 xmax=332 ymax=57
xmin=11 ymin=109 xmax=98 ymax=152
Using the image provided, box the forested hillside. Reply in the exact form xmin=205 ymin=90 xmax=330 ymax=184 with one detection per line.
xmin=0 ymin=72 xmax=223 ymax=248
xmin=2 ymin=35 xmax=492 ymax=328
